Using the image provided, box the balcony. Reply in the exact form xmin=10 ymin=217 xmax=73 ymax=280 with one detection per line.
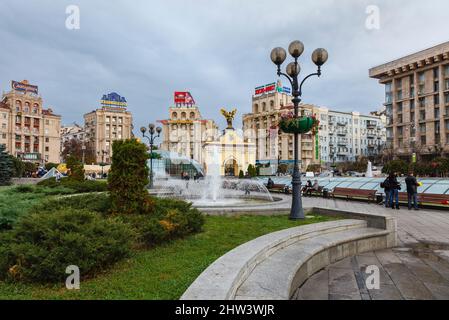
xmin=337 ymin=121 xmax=346 ymax=126
xmin=367 ymin=122 xmax=377 ymax=129
xmin=337 ymin=130 xmax=347 ymax=136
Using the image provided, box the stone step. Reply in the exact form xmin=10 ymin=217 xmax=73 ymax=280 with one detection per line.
xmin=235 ymin=227 xmax=390 ymax=300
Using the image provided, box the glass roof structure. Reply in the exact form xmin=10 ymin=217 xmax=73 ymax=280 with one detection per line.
xmin=257 ymin=177 xmax=449 ymax=195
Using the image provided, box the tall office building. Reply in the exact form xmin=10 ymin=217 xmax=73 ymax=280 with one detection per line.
xmin=84 ymin=92 xmax=133 ymax=164
xmin=0 ymin=80 xmax=61 ymax=164
xmin=370 ymin=41 xmax=449 ymax=160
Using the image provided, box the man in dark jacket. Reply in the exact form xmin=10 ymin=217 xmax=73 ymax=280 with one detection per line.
xmin=387 ymin=172 xmax=401 ymax=210
xmin=405 ymin=172 xmax=419 ymax=210
xmin=382 ymin=177 xmax=391 ymax=208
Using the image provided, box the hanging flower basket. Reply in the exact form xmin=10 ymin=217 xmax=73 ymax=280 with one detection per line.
xmin=279 ymin=116 xmax=314 ymax=134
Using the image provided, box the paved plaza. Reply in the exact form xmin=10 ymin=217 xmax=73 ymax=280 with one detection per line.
xmin=294 ymin=197 xmax=449 ymax=300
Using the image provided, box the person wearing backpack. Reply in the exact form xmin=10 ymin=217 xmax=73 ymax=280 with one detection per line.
xmin=381 ymin=177 xmax=391 ymax=208
xmin=387 ymin=172 xmax=401 ymax=210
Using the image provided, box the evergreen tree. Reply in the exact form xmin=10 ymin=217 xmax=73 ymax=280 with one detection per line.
xmin=0 ymin=145 xmax=13 ymax=185
xmin=108 ymin=139 xmax=153 ymax=215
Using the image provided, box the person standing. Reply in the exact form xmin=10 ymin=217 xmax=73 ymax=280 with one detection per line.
xmin=381 ymin=176 xmax=391 ymax=208
xmin=387 ymin=172 xmax=401 ymax=210
xmin=405 ymin=172 xmax=419 ymax=211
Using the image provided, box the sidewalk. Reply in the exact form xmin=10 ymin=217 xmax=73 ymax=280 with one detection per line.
xmin=301 ymin=197 xmax=449 ymax=245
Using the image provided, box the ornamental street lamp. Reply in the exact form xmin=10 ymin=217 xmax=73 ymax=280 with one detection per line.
xmin=141 ymin=123 xmax=162 ymax=189
xmin=270 ymin=41 xmax=328 ymax=220
xmin=97 ymin=150 xmax=108 ymax=178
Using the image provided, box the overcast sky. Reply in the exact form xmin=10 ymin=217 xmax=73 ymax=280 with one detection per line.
xmin=1 ymin=0 xmax=449 ymax=133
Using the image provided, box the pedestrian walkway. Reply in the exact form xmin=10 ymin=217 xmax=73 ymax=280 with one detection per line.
xmin=301 ymin=197 xmax=449 ymax=245
xmin=293 ymin=247 xmax=449 ymax=300
xmin=294 ymin=197 xmax=449 ymax=300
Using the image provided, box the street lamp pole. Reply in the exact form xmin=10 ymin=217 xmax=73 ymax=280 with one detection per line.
xmin=270 ymin=41 xmax=328 ymax=220
xmin=82 ymin=144 xmax=86 ymax=165
xmin=141 ymin=123 xmax=162 ymax=189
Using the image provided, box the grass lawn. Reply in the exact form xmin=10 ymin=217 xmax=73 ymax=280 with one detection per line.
xmin=0 ymin=214 xmax=336 ymax=300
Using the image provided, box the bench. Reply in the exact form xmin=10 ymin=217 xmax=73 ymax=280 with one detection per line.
xmin=302 ymin=186 xmax=324 ymax=197
xmin=181 ymin=211 xmax=397 ymax=300
xmin=398 ymin=192 xmax=449 ymax=206
xmin=331 ymin=187 xmax=377 ymax=203
xmin=267 ymin=184 xmax=290 ymax=194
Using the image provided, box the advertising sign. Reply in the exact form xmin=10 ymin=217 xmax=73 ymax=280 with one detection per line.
xmin=101 ymin=92 xmax=127 ymax=109
xmin=174 ymin=92 xmax=196 ymax=105
xmin=12 ymin=80 xmax=38 ymax=94
xmin=254 ymin=82 xmax=291 ymax=96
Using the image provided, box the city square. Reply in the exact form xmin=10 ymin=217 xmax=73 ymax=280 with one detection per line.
xmin=1 ymin=0 xmax=449 ymax=311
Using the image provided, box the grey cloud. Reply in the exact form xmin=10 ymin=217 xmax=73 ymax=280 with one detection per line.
xmin=0 ymin=0 xmax=448 ymax=135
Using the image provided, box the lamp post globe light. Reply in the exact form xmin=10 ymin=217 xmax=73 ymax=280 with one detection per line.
xmin=141 ymin=123 xmax=162 ymax=189
xmin=270 ymin=41 xmax=328 ymax=220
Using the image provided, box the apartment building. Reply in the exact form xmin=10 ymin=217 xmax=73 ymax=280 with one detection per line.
xmin=370 ymin=41 xmax=449 ymax=160
xmin=84 ymin=92 xmax=133 ymax=164
xmin=60 ymin=122 xmax=85 ymax=155
xmin=0 ymin=80 xmax=61 ymax=164
xmin=242 ymin=80 xmax=386 ymax=171
xmin=321 ymin=110 xmax=386 ymax=164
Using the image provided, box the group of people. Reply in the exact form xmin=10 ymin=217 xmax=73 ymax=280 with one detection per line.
xmin=302 ymin=180 xmax=321 ymax=197
xmin=382 ymin=172 xmax=420 ymax=210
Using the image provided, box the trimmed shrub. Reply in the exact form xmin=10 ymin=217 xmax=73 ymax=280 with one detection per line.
xmin=14 ymin=185 xmax=34 ymax=193
xmin=108 ymin=139 xmax=152 ymax=215
xmin=37 ymin=178 xmax=107 ymax=193
xmin=0 ymin=209 xmax=134 ymax=283
xmin=120 ymin=197 xmax=205 ymax=247
xmin=0 ymin=145 xmax=13 ymax=186
xmin=32 ymin=193 xmax=111 ymax=215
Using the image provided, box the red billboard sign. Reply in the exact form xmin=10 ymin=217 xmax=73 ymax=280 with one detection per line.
xmin=174 ymin=91 xmax=196 ymax=105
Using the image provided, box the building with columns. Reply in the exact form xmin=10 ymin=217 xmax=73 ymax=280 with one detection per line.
xmin=83 ymin=92 xmax=133 ymax=164
xmin=0 ymin=80 xmax=61 ymax=164
xmin=159 ymin=92 xmax=219 ymax=165
xmin=370 ymin=41 xmax=449 ymax=160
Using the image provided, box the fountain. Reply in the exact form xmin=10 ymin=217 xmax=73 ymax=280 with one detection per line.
xmin=366 ymin=161 xmax=373 ymax=178
xmin=153 ymin=108 xmax=278 ymax=210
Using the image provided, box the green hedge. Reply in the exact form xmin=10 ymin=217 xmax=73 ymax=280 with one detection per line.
xmin=37 ymin=178 xmax=107 ymax=193
xmin=0 ymin=209 xmax=134 ymax=283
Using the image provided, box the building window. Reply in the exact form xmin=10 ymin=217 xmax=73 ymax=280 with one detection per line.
xmin=419 ymin=123 xmax=426 ymax=133
xmin=419 ymin=110 xmax=426 ymax=121
xmin=434 ymin=67 xmax=439 ymax=79
xmin=418 ymin=72 xmax=425 ymax=94
xmin=172 ymin=112 xmax=178 ymax=120
xmin=410 ymin=100 xmax=415 ymax=110
xmin=420 ymin=135 xmax=426 ymax=145
xmin=409 ymin=75 xmax=415 ymax=98
xmin=45 ymin=146 xmax=49 ymax=152
xmin=1 ymin=133 xmax=6 ymax=139
xmin=397 ymin=102 xmax=403 ymax=113
xmin=445 ymin=65 xmax=449 ymax=77
xmin=435 ymin=94 xmax=440 ymax=106
xmin=396 ymin=78 xmax=403 ymax=100
xmin=435 ymin=108 xmax=440 ymax=119
xmin=45 ymin=137 xmax=49 ymax=143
